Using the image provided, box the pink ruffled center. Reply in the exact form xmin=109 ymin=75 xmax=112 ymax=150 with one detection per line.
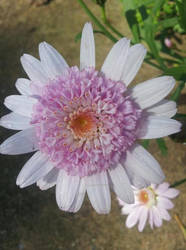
xmin=31 ymin=66 xmax=142 ymax=177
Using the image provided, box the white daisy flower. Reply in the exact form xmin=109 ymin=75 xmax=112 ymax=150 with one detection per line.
xmin=0 ymin=23 xmax=181 ymax=214
xmin=118 ymin=182 xmax=180 ymax=231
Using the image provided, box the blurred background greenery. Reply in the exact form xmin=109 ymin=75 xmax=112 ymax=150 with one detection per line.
xmin=0 ymin=1 xmax=186 ymax=249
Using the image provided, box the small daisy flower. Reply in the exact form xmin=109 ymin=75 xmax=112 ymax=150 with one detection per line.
xmin=0 ymin=23 xmax=181 ymax=214
xmin=118 ymin=182 xmax=180 ymax=232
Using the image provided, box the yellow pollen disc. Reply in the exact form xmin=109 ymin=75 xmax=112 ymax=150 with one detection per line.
xmin=138 ymin=190 xmax=149 ymax=204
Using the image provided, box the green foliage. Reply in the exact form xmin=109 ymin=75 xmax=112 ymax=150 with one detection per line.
xmin=176 ymin=0 xmax=186 ymax=32
xmin=156 ymin=138 xmax=168 ymax=156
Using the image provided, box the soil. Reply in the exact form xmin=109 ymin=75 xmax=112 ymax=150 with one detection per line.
xmin=0 ymin=1 xmax=186 ymax=250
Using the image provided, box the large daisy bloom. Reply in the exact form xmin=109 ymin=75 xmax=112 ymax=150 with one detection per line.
xmin=118 ymin=182 xmax=179 ymax=231
xmin=0 ymin=23 xmax=181 ymax=214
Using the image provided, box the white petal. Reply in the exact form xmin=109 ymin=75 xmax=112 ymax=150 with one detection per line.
xmin=20 ymin=54 xmax=48 ymax=83
xmin=137 ymin=115 xmax=181 ymax=139
xmin=86 ymin=171 xmax=111 ymax=214
xmin=4 ymin=95 xmax=37 ymax=117
xmin=108 ymin=164 xmax=134 ymax=204
xmin=121 ymin=44 xmax=146 ymax=86
xmin=149 ymin=209 xmax=154 ymax=229
xmin=39 ymin=42 xmax=68 ymax=79
xmin=157 ymin=197 xmax=174 ymax=210
xmin=69 ymin=178 xmax=86 ymax=213
xmin=121 ymin=204 xmax=138 ymax=215
xmin=162 ymin=188 xmax=180 ymax=199
xmin=15 ymin=78 xmax=32 ymax=95
xmin=138 ymin=207 xmax=148 ymax=232
xmin=125 ymin=144 xmax=165 ymax=184
xmin=56 ymin=170 xmax=80 ymax=211
xmin=16 ymin=152 xmax=53 ymax=188
xmin=37 ymin=167 xmax=59 ymax=190
xmin=131 ymin=76 xmax=175 ymax=109
xmin=158 ymin=208 xmax=171 ymax=221
xmin=0 ymin=112 xmax=31 ymax=130
xmin=155 ymin=182 xmax=170 ymax=194
xmin=101 ymin=38 xmax=130 ymax=81
xmin=152 ymin=207 xmax=162 ymax=227
xmin=125 ymin=163 xmax=151 ymax=189
xmin=125 ymin=206 xmax=142 ymax=228
xmin=147 ymin=99 xmax=177 ymax=118
xmin=80 ymin=23 xmax=95 ymax=70
xmin=0 ymin=128 xmax=38 ymax=155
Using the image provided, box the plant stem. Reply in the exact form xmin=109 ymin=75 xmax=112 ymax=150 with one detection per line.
xmin=100 ymin=6 xmax=124 ymax=38
xmin=170 ymin=178 xmax=186 ymax=188
xmin=77 ymin=0 xmax=118 ymax=43
xmin=174 ymin=214 xmax=186 ymax=240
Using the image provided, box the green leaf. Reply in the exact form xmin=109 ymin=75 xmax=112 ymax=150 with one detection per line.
xmin=74 ymin=32 xmax=82 ymax=42
xmin=156 ymin=138 xmax=168 ymax=156
xmin=176 ymin=0 xmax=186 ymax=32
xmin=141 ymin=139 xmax=149 ymax=149
xmin=121 ymin=0 xmax=140 ymax=43
xmin=170 ymin=81 xmax=185 ymax=101
xmin=138 ymin=5 xmax=148 ymax=22
xmin=157 ymin=17 xmax=178 ymax=30
xmin=164 ymin=66 xmax=186 ymax=81
xmin=152 ymin=0 xmax=165 ymax=16
xmin=174 ymin=113 xmax=186 ymax=121
xmin=143 ymin=17 xmax=165 ymax=69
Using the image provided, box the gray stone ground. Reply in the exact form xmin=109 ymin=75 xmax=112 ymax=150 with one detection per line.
xmin=0 ymin=1 xmax=186 ymax=249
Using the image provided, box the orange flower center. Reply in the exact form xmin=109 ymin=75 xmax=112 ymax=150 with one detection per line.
xmin=138 ymin=190 xmax=149 ymax=204
xmin=70 ymin=113 xmax=97 ymax=139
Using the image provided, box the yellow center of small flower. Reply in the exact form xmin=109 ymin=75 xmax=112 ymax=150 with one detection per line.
xmin=138 ymin=190 xmax=149 ymax=204
xmin=69 ymin=113 xmax=97 ymax=139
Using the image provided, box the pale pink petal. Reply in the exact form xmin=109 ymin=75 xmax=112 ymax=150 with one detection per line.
xmin=109 ymin=164 xmax=134 ymax=204
xmin=138 ymin=206 xmax=148 ymax=232
xmin=15 ymin=78 xmax=32 ymax=95
xmin=16 ymin=151 xmax=53 ymax=188
xmin=0 ymin=112 xmax=31 ymax=130
xmin=162 ymin=188 xmax=180 ymax=199
xmin=56 ymin=170 xmax=80 ymax=211
xmin=147 ymin=100 xmax=177 ymax=118
xmin=125 ymin=163 xmax=151 ymax=189
xmin=157 ymin=197 xmax=174 ymax=210
xmin=121 ymin=204 xmax=137 ymax=215
xmin=20 ymin=54 xmax=48 ymax=83
xmin=80 ymin=23 xmax=95 ymax=70
xmin=39 ymin=42 xmax=68 ymax=79
xmin=121 ymin=44 xmax=146 ymax=86
xmin=125 ymin=206 xmax=143 ymax=228
xmin=69 ymin=178 xmax=86 ymax=213
xmin=125 ymin=144 xmax=165 ymax=184
xmin=156 ymin=182 xmax=170 ymax=193
xmin=131 ymin=76 xmax=175 ymax=109
xmin=158 ymin=208 xmax=171 ymax=221
xmin=101 ymin=38 xmax=130 ymax=81
xmin=86 ymin=171 xmax=111 ymax=214
xmin=137 ymin=116 xmax=181 ymax=139
xmin=152 ymin=207 xmax=163 ymax=227
xmin=4 ymin=95 xmax=37 ymax=117
xmin=149 ymin=209 xmax=154 ymax=229
xmin=0 ymin=128 xmax=38 ymax=155
xmin=37 ymin=167 xmax=59 ymax=190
